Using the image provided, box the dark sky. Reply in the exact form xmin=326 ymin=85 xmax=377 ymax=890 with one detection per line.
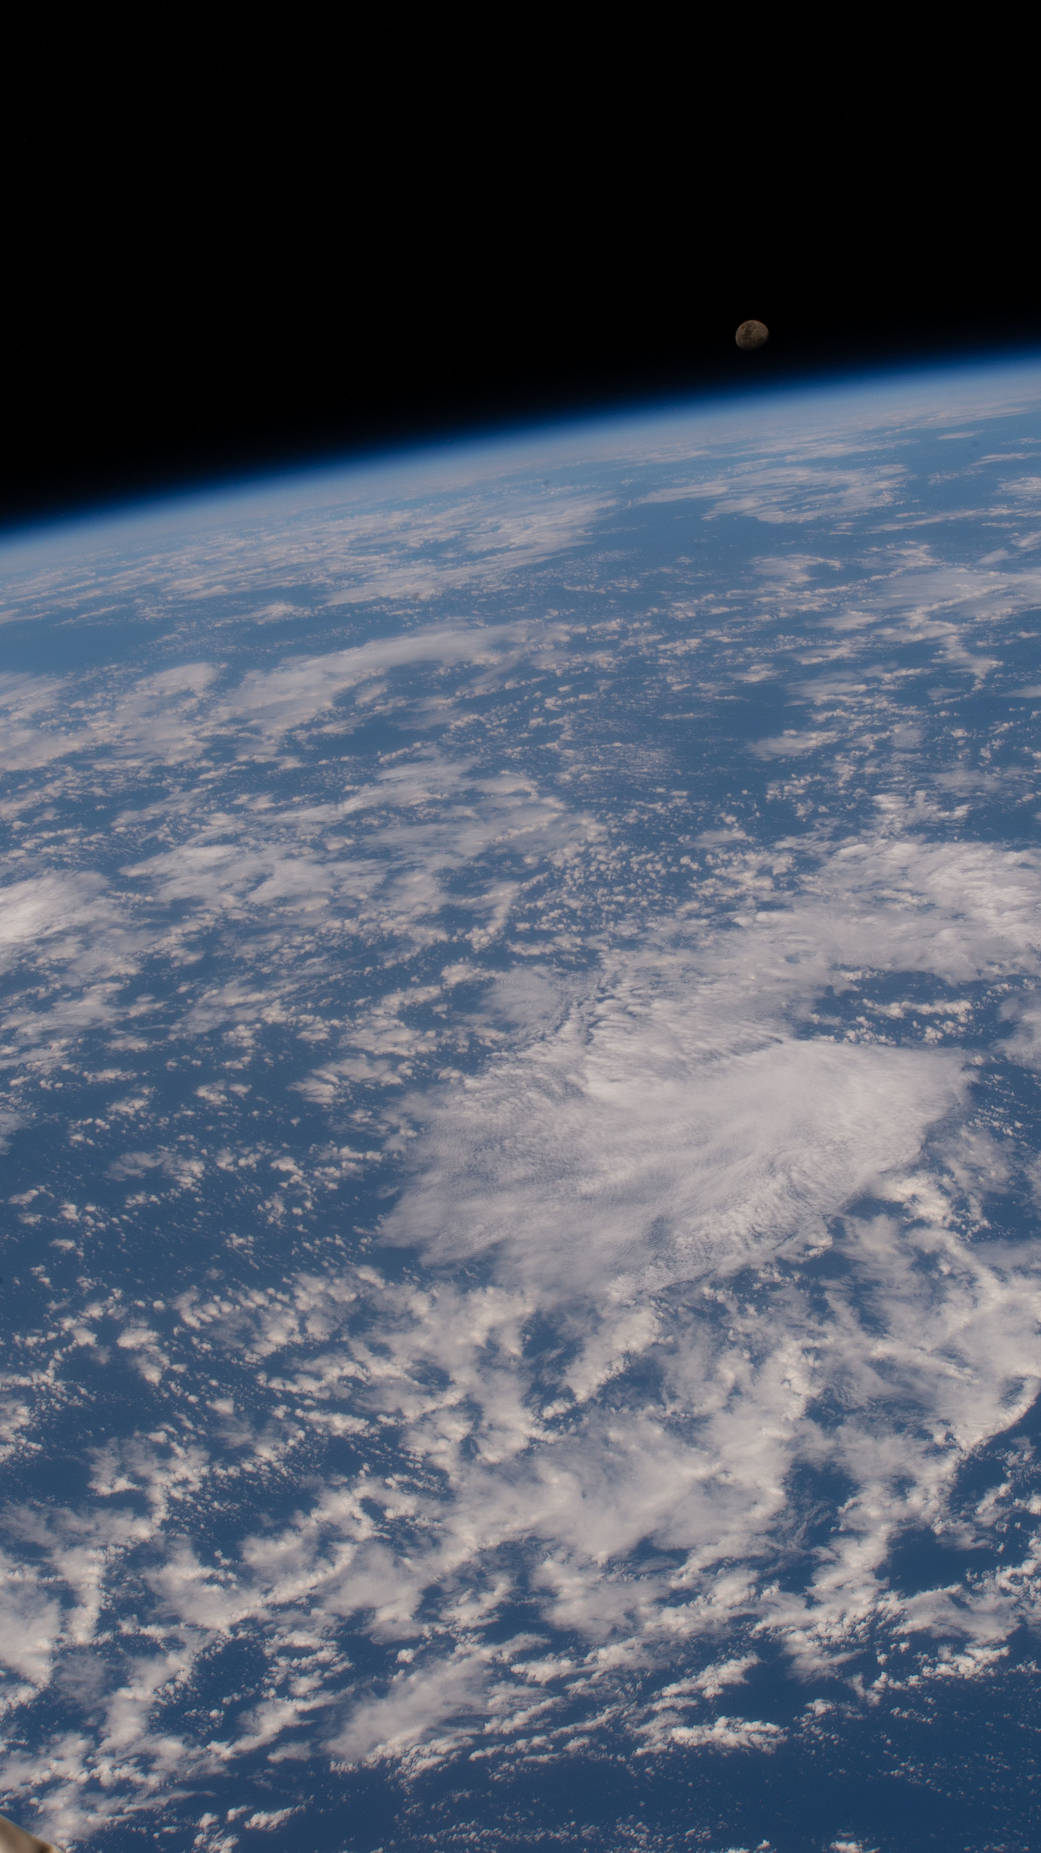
xmin=3 ymin=120 xmax=1037 ymax=535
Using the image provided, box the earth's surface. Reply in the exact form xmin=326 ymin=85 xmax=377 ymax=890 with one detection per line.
xmin=3 ymin=358 xmax=1041 ymax=1852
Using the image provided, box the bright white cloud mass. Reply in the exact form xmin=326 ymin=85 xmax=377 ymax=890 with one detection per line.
xmin=2 ymin=360 xmax=1041 ymax=1849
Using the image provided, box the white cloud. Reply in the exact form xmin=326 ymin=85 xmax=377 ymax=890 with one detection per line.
xmin=640 ymin=461 xmax=907 ymax=525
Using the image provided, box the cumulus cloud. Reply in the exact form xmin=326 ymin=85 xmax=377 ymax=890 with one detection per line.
xmin=382 ymin=979 xmax=966 ymax=1298
xmin=639 ymin=461 xmax=907 ymax=525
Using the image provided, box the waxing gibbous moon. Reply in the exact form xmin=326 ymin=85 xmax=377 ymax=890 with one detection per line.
xmin=735 ymin=319 xmax=769 ymax=351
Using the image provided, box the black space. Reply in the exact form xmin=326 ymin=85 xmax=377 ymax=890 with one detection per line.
xmin=3 ymin=109 xmax=1038 ymax=534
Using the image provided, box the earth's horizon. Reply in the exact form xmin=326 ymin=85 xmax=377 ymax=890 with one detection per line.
xmin=3 ymin=354 xmax=1041 ymax=1851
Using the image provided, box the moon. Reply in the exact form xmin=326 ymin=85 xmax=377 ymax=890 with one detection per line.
xmin=735 ymin=319 xmax=769 ymax=351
